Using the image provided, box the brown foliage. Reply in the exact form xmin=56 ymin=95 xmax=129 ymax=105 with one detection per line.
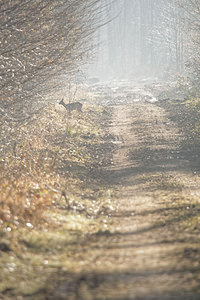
xmin=0 ymin=0 xmax=101 ymax=104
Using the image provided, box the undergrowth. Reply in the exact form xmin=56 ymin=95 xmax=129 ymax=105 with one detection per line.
xmin=0 ymin=101 xmax=114 ymax=298
xmin=186 ymin=97 xmax=200 ymax=139
xmin=0 ymin=102 xmax=111 ymax=228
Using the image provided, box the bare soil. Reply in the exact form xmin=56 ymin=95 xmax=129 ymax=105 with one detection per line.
xmin=49 ymin=83 xmax=200 ymax=300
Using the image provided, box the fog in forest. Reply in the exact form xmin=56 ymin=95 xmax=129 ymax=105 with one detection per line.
xmin=87 ymin=0 xmax=195 ymax=83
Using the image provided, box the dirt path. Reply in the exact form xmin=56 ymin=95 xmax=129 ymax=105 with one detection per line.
xmin=91 ymin=100 xmax=200 ymax=299
xmin=52 ymin=84 xmax=200 ymax=300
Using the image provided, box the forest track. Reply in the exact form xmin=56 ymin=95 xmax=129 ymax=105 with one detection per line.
xmin=51 ymin=83 xmax=200 ymax=300
xmin=96 ymin=99 xmax=200 ymax=299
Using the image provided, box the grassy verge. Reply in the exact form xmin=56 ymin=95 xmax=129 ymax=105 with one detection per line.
xmin=0 ymin=101 xmax=115 ymax=299
xmin=185 ymin=97 xmax=200 ymax=142
xmin=157 ymin=94 xmax=200 ymax=175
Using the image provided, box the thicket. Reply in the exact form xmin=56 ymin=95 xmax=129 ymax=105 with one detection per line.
xmin=0 ymin=0 xmax=101 ymax=115
xmin=0 ymin=0 xmax=103 ymax=227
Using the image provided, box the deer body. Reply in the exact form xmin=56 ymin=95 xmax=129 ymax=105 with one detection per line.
xmin=59 ymin=99 xmax=82 ymax=112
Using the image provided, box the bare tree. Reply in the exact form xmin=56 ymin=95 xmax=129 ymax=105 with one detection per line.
xmin=0 ymin=0 xmax=101 ymax=114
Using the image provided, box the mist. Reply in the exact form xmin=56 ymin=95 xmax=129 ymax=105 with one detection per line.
xmin=87 ymin=0 xmax=192 ymax=83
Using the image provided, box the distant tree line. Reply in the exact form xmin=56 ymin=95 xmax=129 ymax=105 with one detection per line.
xmin=95 ymin=0 xmax=200 ymax=94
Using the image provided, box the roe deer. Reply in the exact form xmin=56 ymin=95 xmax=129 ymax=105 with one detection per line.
xmin=59 ymin=99 xmax=82 ymax=112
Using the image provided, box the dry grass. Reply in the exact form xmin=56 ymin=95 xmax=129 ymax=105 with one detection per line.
xmin=0 ymin=101 xmax=108 ymax=229
xmin=0 ymin=100 xmax=116 ymax=299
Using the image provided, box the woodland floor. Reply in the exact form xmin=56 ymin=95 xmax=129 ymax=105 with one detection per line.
xmin=1 ymin=81 xmax=200 ymax=299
